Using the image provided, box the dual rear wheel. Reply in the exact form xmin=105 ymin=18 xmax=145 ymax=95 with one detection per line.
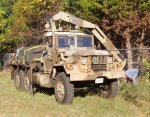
xmin=13 ymin=70 xmax=75 ymax=104
xmin=13 ymin=68 xmax=33 ymax=94
xmin=13 ymin=69 xmax=24 ymax=91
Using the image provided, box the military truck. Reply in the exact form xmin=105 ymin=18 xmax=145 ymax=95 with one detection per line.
xmin=10 ymin=11 xmax=126 ymax=104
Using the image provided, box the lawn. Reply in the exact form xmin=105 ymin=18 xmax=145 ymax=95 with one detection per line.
xmin=0 ymin=71 xmax=149 ymax=117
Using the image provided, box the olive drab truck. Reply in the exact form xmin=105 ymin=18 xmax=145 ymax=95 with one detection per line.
xmin=10 ymin=11 xmax=126 ymax=104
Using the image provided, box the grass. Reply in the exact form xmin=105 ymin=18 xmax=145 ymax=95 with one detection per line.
xmin=0 ymin=71 xmax=149 ymax=117
xmin=120 ymin=81 xmax=150 ymax=116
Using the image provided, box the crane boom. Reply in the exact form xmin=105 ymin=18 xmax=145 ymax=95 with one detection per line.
xmin=49 ymin=11 xmax=125 ymax=63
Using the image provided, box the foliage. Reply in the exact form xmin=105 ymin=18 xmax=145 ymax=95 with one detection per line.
xmin=63 ymin=0 xmax=103 ymax=22
xmin=120 ymin=82 xmax=150 ymax=115
xmin=121 ymin=82 xmax=150 ymax=102
xmin=0 ymin=0 xmax=150 ymax=52
xmin=0 ymin=0 xmax=63 ymax=52
xmin=142 ymin=58 xmax=150 ymax=82
xmin=120 ymin=81 xmax=150 ymax=115
xmin=0 ymin=0 xmax=18 ymax=52
xmin=142 ymin=58 xmax=150 ymax=69
xmin=5 ymin=0 xmax=88 ymax=51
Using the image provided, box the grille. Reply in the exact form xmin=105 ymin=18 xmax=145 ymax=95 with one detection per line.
xmin=92 ymin=56 xmax=107 ymax=65
xmin=92 ymin=55 xmax=108 ymax=71
xmin=92 ymin=64 xmax=108 ymax=71
xmin=99 ymin=56 xmax=107 ymax=64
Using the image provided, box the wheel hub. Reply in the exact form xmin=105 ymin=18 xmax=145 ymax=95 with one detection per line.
xmin=15 ymin=74 xmax=20 ymax=87
xmin=24 ymin=76 xmax=30 ymax=90
xmin=57 ymin=81 xmax=65 ymax=98
xmin=100 ymin=85 xmax=110 ymax=97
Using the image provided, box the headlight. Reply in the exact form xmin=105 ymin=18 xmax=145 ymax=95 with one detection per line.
xmin=107 ymin=57 xmax=113 ymax=64
xmin=81 ymin=57 xmax=87 ymax=65
xmin=65 ymin=64 xmax=73 ymax=70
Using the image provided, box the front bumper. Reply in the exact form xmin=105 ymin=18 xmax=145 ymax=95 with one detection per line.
xmin=97 ymin=70 xmax=126 ymax=79
xmin=70 ymin=70 xmax=126 ymax=81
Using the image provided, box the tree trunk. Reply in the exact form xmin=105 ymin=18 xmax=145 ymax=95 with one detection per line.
xmin=126 ymin=38 xmax=132 ymax=68
xmin=138 ymin=30 xmax=146 ymax=77
xmin=139 ymin=29 xmax=145 ymax=48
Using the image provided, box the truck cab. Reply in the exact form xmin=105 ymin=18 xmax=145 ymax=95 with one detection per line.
xmin=44 ymin=31 xmax=124 ymax=80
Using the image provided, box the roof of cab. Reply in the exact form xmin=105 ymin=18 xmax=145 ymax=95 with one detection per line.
xmin=44 ymin=31 xmax=90 ymax=36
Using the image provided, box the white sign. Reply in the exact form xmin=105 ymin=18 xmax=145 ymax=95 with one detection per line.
xmin=95 ymin=78 xmax=104 ymax=84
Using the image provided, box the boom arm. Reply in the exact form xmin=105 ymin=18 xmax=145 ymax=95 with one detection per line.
xmin=49 ymin=11 xmax=125 ymax=63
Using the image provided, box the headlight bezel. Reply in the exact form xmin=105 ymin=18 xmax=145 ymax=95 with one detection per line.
xmin=107 ymin=57 xmax=113 ymax=64
xmin=81 ymin=56 xmax=87 ymax=65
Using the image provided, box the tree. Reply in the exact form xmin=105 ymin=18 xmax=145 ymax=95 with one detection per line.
xmin=0 ymin=0 xmax=16 ymax=52
xmin=8 ymin=0 xmax=63 ymax=47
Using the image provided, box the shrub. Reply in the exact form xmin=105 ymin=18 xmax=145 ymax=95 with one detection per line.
xmin=120 ymin=81 xmax=150 ymax=115
xmin=142 ymin=58 xmax=150 ymax=79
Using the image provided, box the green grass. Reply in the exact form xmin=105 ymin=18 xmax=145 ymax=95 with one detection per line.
xmin=0 ymin=72 xmax=149 ymax=117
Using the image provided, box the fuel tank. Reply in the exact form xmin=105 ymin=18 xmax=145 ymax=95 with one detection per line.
xmin=32 ymin=73 xmax=54 ymax=88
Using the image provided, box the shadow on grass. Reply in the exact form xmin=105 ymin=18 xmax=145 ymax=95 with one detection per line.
xmin=37 ymin=86 xmax=92 ymax=98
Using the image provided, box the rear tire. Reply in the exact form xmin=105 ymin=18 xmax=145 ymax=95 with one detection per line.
xmin=23 ymin=69 xmax=33 ymax=95
xmin=100 ymin=79 xmax=118 ymax=98
xmin=14 ymin=69 xmax=24 ymax=91
xmin=10 ymin=66 xmax=15 ymax=80
xmin=55 ymin=72 xmax=74 ymax=104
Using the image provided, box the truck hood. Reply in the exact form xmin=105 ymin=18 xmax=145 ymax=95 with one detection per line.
xmin=64 ymin=49 xmax=110 ymax=56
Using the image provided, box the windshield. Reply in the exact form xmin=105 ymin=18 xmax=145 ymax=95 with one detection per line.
xmin=58 ymin=36 xmax=75 ymax=48
xmin=77 ymin=36 xmax=93 ymax=47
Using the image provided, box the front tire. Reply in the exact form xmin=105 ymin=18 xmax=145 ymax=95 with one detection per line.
xmin=55 ymin=72 xmax=74 ymax=104
xmin=100 ymin=79 xmax=118 ymax=98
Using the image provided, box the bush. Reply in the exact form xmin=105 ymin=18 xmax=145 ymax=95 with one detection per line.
xmin=120 ymin=81 xmax=150 ymax=115
xmin=141 ymin=58 xmax=150 ymax=82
